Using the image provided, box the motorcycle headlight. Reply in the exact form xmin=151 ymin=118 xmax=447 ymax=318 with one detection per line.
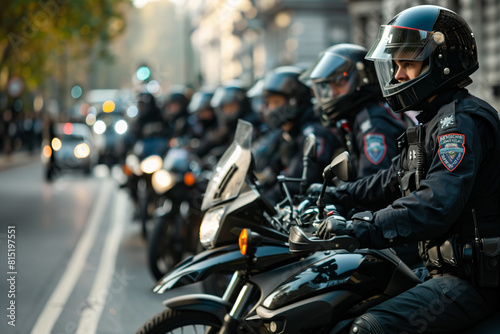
xmin=140 ymin=155 xmax=163 ymax=174
xmin=200 ymin=207 xmax=225 ymax=248
xmin=152 ymin=169 xmax=174 ymax=194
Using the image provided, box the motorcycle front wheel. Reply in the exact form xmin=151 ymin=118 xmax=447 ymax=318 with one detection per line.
xmin=136 ymin=309 xmax=221 ymax=334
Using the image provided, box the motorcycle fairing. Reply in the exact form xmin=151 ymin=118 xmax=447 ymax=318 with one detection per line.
xmin=153 ymin=243 xmax=298 ymax=294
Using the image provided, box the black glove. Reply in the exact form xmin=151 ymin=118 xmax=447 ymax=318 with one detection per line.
xmin=307 ymin=183 xmax=339 ymax=199
xmin=306 ymin=183 xmax=323 ymax=197
xmin=317 ymin=216 xmax=353 ymax=239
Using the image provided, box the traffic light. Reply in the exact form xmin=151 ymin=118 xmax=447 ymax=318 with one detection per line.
xmin=136 ymin=66 xmax=151 ymax=81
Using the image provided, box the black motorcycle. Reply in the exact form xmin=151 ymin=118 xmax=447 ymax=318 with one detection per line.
xmin=147 ymin=147 xmax=209 ymax=280
xmin=137 ymin=123 xmax=500 ymax=333
xmin=137 ymin=119 xmax=320 ymax=332
xmin=122 ymin=136 xmax=168 ymax=238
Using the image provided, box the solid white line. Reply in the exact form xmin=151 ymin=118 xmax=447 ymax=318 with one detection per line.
xmin=30 ymin=179 xmax=114 ymax=334
xmin=76 ymin=190 xmax=127 ymax=334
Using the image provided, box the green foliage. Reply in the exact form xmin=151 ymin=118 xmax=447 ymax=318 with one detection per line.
xmin=0 ymin=0 xmax=131 ymax=93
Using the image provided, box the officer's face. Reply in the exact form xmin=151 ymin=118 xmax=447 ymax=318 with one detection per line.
xmin=266 ymin=94 xmax=287 ymax=111
xmin=327 ymin=78 xmax=350 ymax=98
xmin=222 ymin=102 xmax=240 ymax=117
xmin=198 ymin=108 xmax=214 ymax=121
xmin=393 ymin=60 xmax=424 ymax=82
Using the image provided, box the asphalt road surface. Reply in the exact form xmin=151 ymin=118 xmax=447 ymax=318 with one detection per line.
xmin=0 ymin=160 xmax=184 ymax=333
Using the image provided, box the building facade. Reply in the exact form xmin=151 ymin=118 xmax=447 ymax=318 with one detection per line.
xmin=186 ymin=0 xmax=351 ymax=88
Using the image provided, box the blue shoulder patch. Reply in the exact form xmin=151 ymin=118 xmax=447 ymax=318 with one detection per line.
xmin=363 ymin=133 xmax=386 ymax=165
xmin=438 ymin=133 xmax=465 ymax=171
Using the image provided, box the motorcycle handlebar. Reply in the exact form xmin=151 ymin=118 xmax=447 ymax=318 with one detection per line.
xmin=288 ymin=225 xmax=359 ymax=254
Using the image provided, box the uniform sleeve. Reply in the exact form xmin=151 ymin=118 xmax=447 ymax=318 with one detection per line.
xmin=357 ymin=111 xmax=486 ymax=249
xmin=335 ymin=157 xmax=401 ymax=212
xmin=354 ymin=107 xmax=405 ymax=179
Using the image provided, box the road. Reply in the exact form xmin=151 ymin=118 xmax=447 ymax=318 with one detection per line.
xmin=0 ymin=161 xmax=174 ymax=334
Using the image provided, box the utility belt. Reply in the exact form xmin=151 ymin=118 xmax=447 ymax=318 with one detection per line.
xmin=422 ymin=203 xmax=500 ymax=288
xmin=422 ymin=237 xmax=500 ymax=288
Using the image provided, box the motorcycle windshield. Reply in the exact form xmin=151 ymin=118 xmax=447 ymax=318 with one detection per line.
xmin=201 ymin=119 xmax=253 ymax=211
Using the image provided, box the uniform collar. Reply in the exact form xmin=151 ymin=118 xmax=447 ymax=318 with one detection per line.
xmin=416 ymin=89 xmax=461 ymax=124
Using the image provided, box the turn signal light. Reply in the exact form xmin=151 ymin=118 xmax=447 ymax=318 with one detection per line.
xmin=238 ymin=228 xmax=261 ymax=256
xmin=239 ymin=229 xmax=249 ymax=256
xmin=183 ymin=171 xmax=196 ymax=187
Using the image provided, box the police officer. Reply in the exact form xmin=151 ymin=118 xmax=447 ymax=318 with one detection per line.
xmin=196 ymin=81 xmax=260 ymax=158
xmin=305 ymin=43 xmax=425 ymax=274
xmin=301 ymin=43 xmax=409 ymax=179
xmin=317 ymin=5 xmax=500 ymax=333
xmin=261 ymin=66 xmax=343 ymax=204
xmin=161 ymin=87 xmax=191 ymax=139
xmin=187 ymin=89 xmax=217 ymax=139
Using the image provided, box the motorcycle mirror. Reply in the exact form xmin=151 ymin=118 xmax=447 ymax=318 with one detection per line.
xmin=323 ymin=151 xmax=351 ymax=182
xmin=316 ymin=151 xmax=351 ymax=220
xmin=303 ymin=133 xmax=317 ymax=162
xmin=300 ymin=133 xmax=317 ymax=195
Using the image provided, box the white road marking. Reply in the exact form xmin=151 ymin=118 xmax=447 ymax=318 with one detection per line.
xmin=76 ymin=190 xmax=127 ymax=334
xmin=30 ymin=179 xmax=114 ymax=334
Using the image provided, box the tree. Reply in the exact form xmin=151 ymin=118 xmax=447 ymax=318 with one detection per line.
xmin=0 ymin=0 xmax=131 ymax=115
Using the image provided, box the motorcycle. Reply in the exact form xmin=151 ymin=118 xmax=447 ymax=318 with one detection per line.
xmin=137 ymin=120 xmax=500 ymax=333
xmin=137 ymin=119 xmax=321 ymax=332
xmin=147 ymin=146 xmax=210 ymax=280
xmin=122 ymin=135 xmax=169 ymax=238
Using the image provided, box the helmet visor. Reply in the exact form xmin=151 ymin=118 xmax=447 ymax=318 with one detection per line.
xmin=366 ymin=25 xmax=439 ymax=61
xmin=309 ymin=53 xmax=354 ymax=82
xmin=366 ymin=25 xmax=440 ymax=97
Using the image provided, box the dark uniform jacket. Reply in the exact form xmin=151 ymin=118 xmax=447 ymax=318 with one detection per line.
xmin=333 ymin=89 xmax=500 ymax=252
xmin=344 ymin=100 xmax=409 ymax=179
xmin=265 ymin=109 xmax=344 ymax=204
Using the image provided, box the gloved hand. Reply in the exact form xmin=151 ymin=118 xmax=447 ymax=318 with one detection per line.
xmin=306 ymin=183 xmax=323 ymax=197
xmin=316 ymin=216 xmax=353 ymax=239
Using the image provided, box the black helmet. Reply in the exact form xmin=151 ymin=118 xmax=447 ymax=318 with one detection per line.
xmin=210 ymin=81 xmax=251 ymax=123
xmin=163 ymin=86 xmax=189 ymax=121
xmin=262 ymin=66 xmax=311 ymax=129
xmin=301 ymin=43 xmax=380 ymax=125
xmin=365 ymin=5 xmax=478 ymax=112
xmin=188 ymin=88 xmax=214 ymax=115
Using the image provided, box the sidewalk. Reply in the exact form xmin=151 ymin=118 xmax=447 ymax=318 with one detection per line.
xmin=0 ymin=150 xmax=41 ymax=171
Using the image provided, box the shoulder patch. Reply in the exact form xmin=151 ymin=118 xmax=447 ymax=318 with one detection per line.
xmin=438 ymin=133 xmax=465 ymax=171
xmin=439 ymin=114 xmax=456 ymax=130
xmin=363 ymin=133 xmax=386 ymax=165
xmin=360 ymin=119 xmax=372 ymax=133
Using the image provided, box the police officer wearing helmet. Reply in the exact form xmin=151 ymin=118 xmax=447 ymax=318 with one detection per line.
xmin=186 ymin=88 xmax=221 ymax=157
xmin=261 ymin=66 xmax=343 ymax=204
xmin=196 ymin=81 xmax=260 ymax=157
xmin=302 ymin=43 xmax=409 ymax=179
xmin=305 ymin=43 xmax=423 ymax=275
xmin=187 ymin=88 xmax=217 ymax=139
xmin=316 ymin=5 xmax=500 ymax=333
xmin=162 ymin=87 xmax=191 ymax=139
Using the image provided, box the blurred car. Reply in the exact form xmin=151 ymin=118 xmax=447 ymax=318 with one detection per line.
xmin=41 ymin=122 xmax=97 ymax=180
xmin=92 ymin=110 xmax=130 ymax=167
